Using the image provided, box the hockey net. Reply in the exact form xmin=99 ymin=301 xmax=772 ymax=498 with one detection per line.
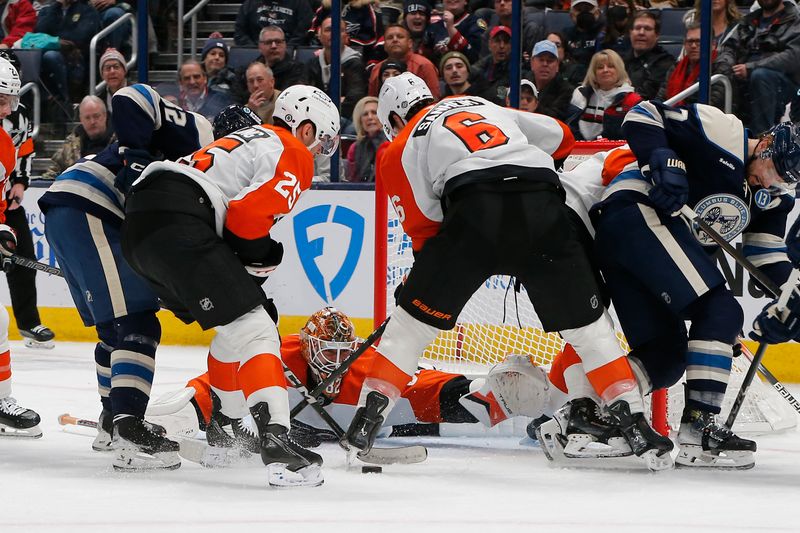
xmin=373 ymin=141 xmax=797 ymax=436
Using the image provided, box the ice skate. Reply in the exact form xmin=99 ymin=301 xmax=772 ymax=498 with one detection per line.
xmin=112 ymin=415 xmax=181 ymax=471
xmin=92 ymin=409 xmax=114 ymax=451
xmin=676 ymin=406 xmax=756 ymax=470
xmin=607 ymin=400 xmax=674 ymax=471
xmin=19 ymin=325 xmax=55 ymax=350
xmin=342 ymin=390 xmax=389 ymax=456
xmin=251 ymin=402 xmax=323 ymax=488
xmin=232 ymin=416 xmax=260 ymax=453
xmin=205 ymin=391 xmax=235 ymax=448
xmin=0 ymin=397 xmax=42 ymax=438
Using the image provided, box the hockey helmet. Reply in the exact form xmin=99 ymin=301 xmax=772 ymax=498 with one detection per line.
xmin=299 ymin=307 xmax=358 ymax=399
xmin=273 ymin=85 xmax=340 ymax=157
xmin=212 ymin=104 xmax=261 ymax=139
xmin=377 ymin=72 xmax=433 ymax=140
xmin=0 ymin=50 xmax=21 ymax=78
xmin=0 ymin=57 xmax=21 ymax=112
xmin=760 ymin=122 xmax=800 ymax=184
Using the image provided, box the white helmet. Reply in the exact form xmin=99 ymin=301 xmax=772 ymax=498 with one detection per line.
xmin=273 ymin=85 xmax=340 ymax=157
xmin=0 ymin=57 xmax=20 ymax=111
xmin=377 ymin=72 xmax=433 ymax=140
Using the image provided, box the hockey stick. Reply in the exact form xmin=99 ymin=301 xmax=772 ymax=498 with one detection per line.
xmin=726 ymin=342 xmax=769 ymax=428
xmin=8 ymin=254 xmax=63 ymax=277
xmin=283 ymin=364 xmax=427 ymax=465
xmin=58 ymin=413 xmax=98 ymax=429
xmin=290 ymin=315 xmax=391 ymax=418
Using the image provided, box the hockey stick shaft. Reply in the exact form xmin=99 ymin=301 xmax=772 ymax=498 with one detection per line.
xmin=740 ymin=342 xmax=800 ymax=415
xmin=8 ymin=254 xmax=64 ymax=277
xmin=725 ymin=342 xmax=768 ymax=428
xmin=58 ymin=413 xmax=98 ymax=429
xmin=283 ymin=365 xmax=346 ymax=437
xmin=290 ymin=316 xmax=391 ymax=418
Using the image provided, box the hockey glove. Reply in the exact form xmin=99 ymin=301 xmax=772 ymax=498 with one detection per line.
xmin=786 ymin=217 xmax=800 ymax=268
xmin=115 ymin=148 xmax=156 ymax=195
xmin=750 ymin=286 xmax=800 ymax=344
xmin=647 ymin=148 xmax=688 ymax=215
xmin=244 ymin=240 xmax=284 ymax=278
xmin=0 ymin=224 xmax=16 ymax=257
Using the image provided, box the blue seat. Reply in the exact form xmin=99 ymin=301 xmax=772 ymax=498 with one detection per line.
xmin=14 ymin=49 xmax=42 ymax=85
xmin=655 ymin=8 xmax=689 ymax=43
xmin=544 ymin=10 xmax=572 ymax=34
xmin=228 ymin=47 xmax=260 ymax=70
xmin=294 ymin=46 xmax=322 ymax=65
xmin=660 ymin=42 xmax=684 ymax=60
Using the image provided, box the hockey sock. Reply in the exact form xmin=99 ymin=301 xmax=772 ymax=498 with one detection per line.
xmin=207 ymin=353 xmax=246 ymax=419
xmin=0 ymin=350 xmax=11 ymax=398
xmin=110 ymin=312 xmax=161 ymax=419
xmin=376 ymin=306 xmax=440 ymax=378
xmin=95 ymin=341 xmax=113 ymax=412
xmin=239 ymin=354 xmax=289 ymax=429
xmin=186 ymin=372 xmax=213 ymax=427
xmin=684 ymin=339 xmax=733 ymax=414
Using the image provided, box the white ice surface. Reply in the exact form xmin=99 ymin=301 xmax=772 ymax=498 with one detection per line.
xmin=3 ymin=341 xmax=800 ymax=533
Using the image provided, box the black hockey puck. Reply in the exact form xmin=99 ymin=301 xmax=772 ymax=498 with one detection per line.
xmin=361 ymin=465 xmax=383 ymax=474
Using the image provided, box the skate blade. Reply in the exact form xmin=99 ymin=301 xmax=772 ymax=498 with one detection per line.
xmin=268 ymin=463 xmax=324 ymax=488
xmin=535 ymin=420 xmax=565 ymax=461
xmin=113 ymin=446 xmax=181 ymax=471
xmin=563 ymin=434 xmax=633 ymax=458
xmin=0 ymin=424 xmax=43 ymax=438
xmin=177 ymin=437 xmax=255 ymax=468
xmin=22 ymin=339 xmax=55 ymax=350
xmin=92 ymin=430 xmax=114 ymax=452
xmin=675 ymin=444 xmax=755 ymax=470
xmin=640 ymin=449 xmax=674 ymax=471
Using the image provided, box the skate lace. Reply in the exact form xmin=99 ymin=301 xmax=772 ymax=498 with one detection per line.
xmin=0 ymin=397 xmax=25 ymax=416
xmin=31 ymin=325 xmax=48 ymax=335
xmin=235 ymin=417 xmax=258 ymax=439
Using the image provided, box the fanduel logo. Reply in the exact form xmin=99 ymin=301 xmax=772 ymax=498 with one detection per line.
xmin=294 ymin=204 xmax=364 ymax=302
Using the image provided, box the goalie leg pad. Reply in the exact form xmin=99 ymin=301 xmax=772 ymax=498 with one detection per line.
xmin=485 ymin=354 xmax=550 ymax=419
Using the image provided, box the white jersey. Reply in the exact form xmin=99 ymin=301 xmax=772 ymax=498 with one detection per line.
xmin=379 ymin=96 xmax=574 ymax=251
xmin=137 ymin=124 xmax=314 ymax=240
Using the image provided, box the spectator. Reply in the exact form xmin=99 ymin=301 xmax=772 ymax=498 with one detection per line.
xmin=684 ymin=0 xmax=740 ymax=48
xmin=622 ymin=11 xmax=675 ymax=100
xmin=256 ymin=26 xmax=308 ymax=90
xmin=715 ymin=0 xmax=799 ymax=133
xmin=90 ymin=0 xmax=131 ymax=53
xmin=378 ymin=59 xmax=406 ymax=90
xmin=471 ymin=26 xmax=512 ymax=104
xmin=566 ymin=49 xmax=640 ymax=140
xmin=201 ymin=38 xmax=237 ymax=97
xmin=403 ymin=0 xmax=432 ymax=54
xmin=422 ymin=0 xmax=485 ymax=65
xmin=563 ymin=0 xmax=604 ymax=82
xmin=177 ymin=60 xmax=232 ymax=121
xmin=546 ymin=31 xmax=584 ymax=87
xmin=96 ymin=48 xmax=127 ymax=118
xmin=507 ymin=79 xmax=539 ymax=112
xmin=35 ymin=0 xmax=101 ymax=120
xmin=306 ymin=16 xmax=367 ymax=121
xmin=310 ymin=0 xmax=383 ymax=57
xmin=245 ymin=62 xmax=279 ymax=123
xmin=658 ymin=23 xmax=724 ymax=108
xmin=441 ymin=51 xmax=486 ymax=99
xmin=480 ymin=0 xmax=544 ymax=61
xmin=598 ymin=0 xmax=634 ymax=55
xmin=345 ymin=96 xmax=386 ymax=182
xmin=42 ymin=95 xmax=113 ymax=180
xmin=368 ymin=25 xmax=440 ymax=98
xmin=234 ymin=0 xmax=313 ymax=47
xmin=526 ymin=39 xmax=574 ymax=120
xmin=0 ymin=0 xmax=36 ymax=49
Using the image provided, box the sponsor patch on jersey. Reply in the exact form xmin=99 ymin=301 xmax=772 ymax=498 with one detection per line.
xmin=413 ymin=97 xmax=483 ymax=137
xmin=754 ymin=188 xmax=772 ymax=209
xmin=691 ymin=193 xmax=750 ymax=246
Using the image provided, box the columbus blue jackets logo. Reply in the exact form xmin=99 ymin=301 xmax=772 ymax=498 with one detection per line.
xmin=294 ymin=204 xmax=365 ymax=302
xmin=691 ymin=194 xmax=750 ymax=246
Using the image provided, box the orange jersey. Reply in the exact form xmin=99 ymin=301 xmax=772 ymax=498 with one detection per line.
xmin=0 ymin=128 xmax=16 ymax=222
xmin=138 ymin=125 xmax=314 ymax=243
xmin=189 ymin=334 xmax=461 ymax=429
xmin=378 ymin=96 xmax=574 ymax=251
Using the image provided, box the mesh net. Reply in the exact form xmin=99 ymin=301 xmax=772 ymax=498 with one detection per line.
xmin=380 ymin=199 xmax=796 ymax=435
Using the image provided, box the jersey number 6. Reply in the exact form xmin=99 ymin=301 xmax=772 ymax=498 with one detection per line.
xmin=443 ymin=111 xmax=510 ymax=153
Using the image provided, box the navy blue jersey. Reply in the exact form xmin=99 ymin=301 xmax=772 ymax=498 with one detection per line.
xmin=39 ymin=84 xmax=213 ymax=226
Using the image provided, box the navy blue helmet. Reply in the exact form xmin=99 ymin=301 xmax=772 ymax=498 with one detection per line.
xmin=761 ymin=122 xmax=800 ymax=184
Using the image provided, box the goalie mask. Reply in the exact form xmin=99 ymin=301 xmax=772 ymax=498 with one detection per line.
xmin=300 ymin=307 xmax=358 ymax=399
xmin=760 ymin=122 xmax=800 ymax=184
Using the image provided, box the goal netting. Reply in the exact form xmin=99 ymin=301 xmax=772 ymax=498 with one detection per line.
xmin=373 ymin=143 xmax=797 ymax=436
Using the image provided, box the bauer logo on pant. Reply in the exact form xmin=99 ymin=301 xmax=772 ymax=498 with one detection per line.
xmin=691 ymin=194 xmax=750 ymax=246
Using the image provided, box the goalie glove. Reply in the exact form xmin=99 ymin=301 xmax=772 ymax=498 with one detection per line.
xmin=750 ymin=285 xmax=800 ymax=344
xmin=115 ymin=147 xmax=156 ymax=195
xmin=646 ymin=148 xmax=688 ymax=215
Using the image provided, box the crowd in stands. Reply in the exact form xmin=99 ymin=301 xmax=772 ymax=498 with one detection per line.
xmin=0 ymin=0 xmax=796 ymax=183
